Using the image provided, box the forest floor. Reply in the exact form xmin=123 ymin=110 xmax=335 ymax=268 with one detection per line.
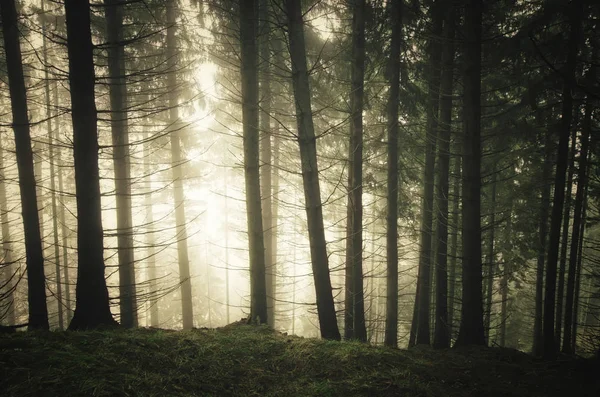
xmin=0 ymin=323 xmax=598 ymax=397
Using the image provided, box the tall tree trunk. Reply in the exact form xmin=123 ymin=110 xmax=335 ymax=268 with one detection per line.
xmin=533 ymin=126 xmax=554 ymax=356
xmin=144 ymin=131 xmax=159 ymax=327
xmin=344 ymin=0 xmax=367 ymax=342
xmin=166 ymin=0 xmax=194 ymax=329
xmin=542 ymin=0 xmax=582 ymax=358
xmin=571 ymin=183 xmax=587 ymax=354
xmin=42 ymin=0 xmax=64 ymax=330
xmin=499 ymin=199 xmax=513 ymax=348
xmin=240 ymin=0 xmax=268 ymax=325
xmin=562 ymin=82 xmax=592 ymax=354
xmin=259 ymin=0 xmax=275 ymax=328
xmin=54 ymin=80 xmax=72 ymax=324
xmin=64 ymin=0 xmax=116 ymax=330
xmin=433 ymin=4 xmax=455 ymax=349
xmin=484 ymin=169 xmax=497 ymax=345
xmin=224 ymin=171 xmax=230 ymax=324
xmin=455 ymin=0 xmax=485 ymax=346
xmin=384 ymin=0 xmax=402 ymax=348
xmin=285 ymin=0 xmax=340 ymax=340
xmin=0 ymin=142 xmax=16 ymax=325
xmin=555 ymin=117 xmax=578 ymax=350
xmin=447 ymin=149 xmax=461 ymax=342
xmin=105 ymin=0 xmax=138 ymax=329
xmin=1 ymin=0 xmax=49 ymax=330
xmin=414 ymin=0 xmax=443 ymax=346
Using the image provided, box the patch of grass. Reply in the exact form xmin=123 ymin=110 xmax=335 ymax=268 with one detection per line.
xmin=0 ymin=325 xmax=597 ymax=396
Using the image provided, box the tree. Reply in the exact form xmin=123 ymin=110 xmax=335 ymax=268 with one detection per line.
xmin=105 ymin=0 xmax=138 ymax=329
xmin=0 ymin=0 xmax=49 ymax=330
xmin=284 ymin=0 xmax=340 ymax=341
xmin=455 ymin=0 xmax=485 ymax=346
xmin=64 ymin=0 xmax=116 ymax=330
xmin=384 ymin=0 xmax=403 ymax=348
xmin=344 ymin=0 xmax=367 ymax=342
xmin=241 ymin=0 xmax=268 ymax=325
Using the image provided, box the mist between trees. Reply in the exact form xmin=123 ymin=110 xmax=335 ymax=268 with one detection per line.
xmin=0 ymin=0 xmax=599 ymax=359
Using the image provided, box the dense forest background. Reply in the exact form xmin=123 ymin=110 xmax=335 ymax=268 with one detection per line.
xmin=0 ymin=0 xmax=599 ymax=360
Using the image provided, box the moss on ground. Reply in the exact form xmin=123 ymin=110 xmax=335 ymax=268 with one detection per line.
xmin=0 ymin=324 xmax=597 ymax=396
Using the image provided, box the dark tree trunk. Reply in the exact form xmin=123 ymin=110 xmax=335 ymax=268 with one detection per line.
xmin=384 ymin=0 xmax=402 ymax=348
xmin=240 ymin=0 xmax=268 ymax=325
xmin=64 ymin=0 xmax=116 ymax=330
xmin=499 ymin=199 xmax=513 ymax=348
xmin=571 ymin=184 xmax=587 ymax=354
xmin=484 ymin=169 xmax=497 ymax=345
xmin=542 ymin=0 xmax=582 ymax=358
xmin=532 ymin=126 xmax=554 ymax=356
xmin=105 ymin=0 xmax=138 ymax=329
xmin=285 ymin=0 xmax=340 ymax=340
xmin=1 ymin=0 xmax=49 ymax=330
xmin=562 ymin=80 xmax=592 ymax=354
xmin=447 ymin=149 xmax=461 ymax=342
xmin=166 ymin=0 xmax=194 ymax=330
xmin=414 ymin=0 xmax=443 ymax=346
xmin=259 ymin=0 xmax=275 ymax=328
xmin=0 ymin=141 xmax=16 ymax=326
xmin=344 ymin=0 xmax=367 ymax=342
xmin=455 ymin=0 xmax=485 ymax=347
xmin=433 ymin=3 xmax=455 ymax=349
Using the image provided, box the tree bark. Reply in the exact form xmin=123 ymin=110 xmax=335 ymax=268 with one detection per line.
xmin=285 ymin=0 xmax=340 ymax=340
xmin=414 ymin=0 xmax=443 ymax=346
xmin=455 ymin=0 xmax=485 ymax=346
xmin=240 ymin=0 xmax=268 ymax=325
xmin=433 ymin=3 xmax=455 ymax=349
xmin=384 ymin=0 xmax=402 ymax=348
xmin=1 ymin=0 xmax=49 ymax=330
xmin=166 ymin=0 xmax=194 ymax=330
xmin=344 ymin=0 xmax=367 ymax=342
xmin=105 ymin=0 xmax=138 ymax=329
xmin=64 ymin=0 xmax=116 ymax=330
xmin=484 ymin=169 xmax=497 ymax=345
xmin=542 ymin=0 xmax=582 ymax=358
xmin=447 ymin=149 xmax=461 ymax=343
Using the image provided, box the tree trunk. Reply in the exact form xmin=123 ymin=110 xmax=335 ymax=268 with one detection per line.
xmin=532 ymin=126 xmax=554 ymax=356
xmin=64 ymin=0 xmax=116 ymax=330
xmin=143 ymin=131 xmax=159 ymax=327
xmin=447 ymin=149 xmax=461 ymax=342
xmin=433 ymin=3 xmax=455 ymax=349
xmin=285 ymin=0 xmax=340 ymax=340
xmin=42 ymin=0 xmax=64 ymax=330
xmin=455 ymin=0 xmax=485 ymax=346
xmin=562 ymin=80 xmax=592 ymax=354
xmin=571 ymin=184 xmax=587 ymax=354
xmin=259 ymin=0 xmax=275 ymax=328
xmin=0 ymin=141 xmax=16 ymax=326
xmin=414 ymin=0 xmax=443 ymax=346
xmin=166 ymin=0 xmax=194 ymax=330
xmin=555 ymin=117 xmax=577 ymax=350
xmin=1 ymin=0 xmax=49 ymax=330
xmin=499 ymin=199 xmax=513 ymax=348
xmin=105 ymin=0 xmax=138 ymax=329
xmin=240 ymin=0 xmax=268 ymax=325
xmin=542 ymin=0 xmax=582 ymax=358
xmin=384 ymin=0 xmax=402 ymax=348
xmin=344 ymin=0 xmax=367 ymax=342
xmin=484 ymin=169 xmax=497 ymax=345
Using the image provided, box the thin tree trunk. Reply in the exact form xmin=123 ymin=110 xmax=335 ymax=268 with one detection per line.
xmin=499 ymin=199 xmax=513 ymax=347
xmin=64 ymin=0 xmax=116 ymax=330
xmin=225 ymin=172 xmax=230 ymax=324
xmin=344 ymin=0 xmax=367 ymax=342
xmin=562 ymin=81 xmax=592 ymax=354
xmin=447 ymin=150 xmax=461 ymax=342
xmin=166 ymin=0 xmax=194 ymax=329
xmin=433 ymin=3 xmax=455 ymax=349
xmin=571 ymin=183 xmax=587 ymax=354
xmin=555 ymin=118 xmax=578 ymax=350
xmin=542 ymin=0 xmax=582 ymax=358
xmin=259 ymin=0 xmax=275 ymax=328
xmin=384 ymin=0 xmax=402 ymax=348
xmin=143 ymin=131 xmax=158 ymax=327
xmin=42 ymin=0 xmax=63 ymax=330
xmin=285 ymin=0 xmax=340 ymax=340
xmin=1 ymin=0 xmax=49 ymax=330
xmin=484 ymin=169 xmax=497 ymax=345
xmin=105 ymin=0 xmax=137 ymax=328
xmin=532 ymin=128 xmax=554 ymax=355
xmin=240 ymin=0 xmax=268 ymax=325
xmin=455 ymin=0 xmax=485 ymax=346
xmin=414 ymin=0 xmax=443 ymax=346
xmin=0 ymin=142 xmax=16 ymax=325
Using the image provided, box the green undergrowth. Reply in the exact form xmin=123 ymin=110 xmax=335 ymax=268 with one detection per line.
xmin=0 ymin=324 xmax=597 ymax=396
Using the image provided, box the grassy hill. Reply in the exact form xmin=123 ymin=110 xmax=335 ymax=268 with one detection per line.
xmin=0 ymin=324 xmax=597 ymax=396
